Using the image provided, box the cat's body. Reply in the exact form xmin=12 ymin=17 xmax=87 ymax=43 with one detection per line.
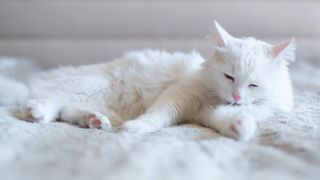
xmin=2 ymin=22 xmax=295 ymax=141
xmin=24 ymin=50 xmax=206 ymax=128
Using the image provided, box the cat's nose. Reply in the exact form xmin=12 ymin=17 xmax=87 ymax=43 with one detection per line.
xmin=232 ymin=93 xmax=241 ymax=101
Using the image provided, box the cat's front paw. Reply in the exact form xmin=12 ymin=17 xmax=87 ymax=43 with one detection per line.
xmin=121 ymin=120 xmax=156 ymax=134
xmin=221 ymin=115 xmax=257 ymax=141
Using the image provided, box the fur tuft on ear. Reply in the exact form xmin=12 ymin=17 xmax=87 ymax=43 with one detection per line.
xmin=272 ymin=38 xmax=296 ymax=64
xmin=207 ymin=21 xmax=234 ymax=47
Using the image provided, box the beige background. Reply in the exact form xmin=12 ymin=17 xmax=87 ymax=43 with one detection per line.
xmin=0 ymin=0 xmax=319 ymax=68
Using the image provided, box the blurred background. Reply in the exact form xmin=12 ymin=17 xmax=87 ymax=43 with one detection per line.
xmin=0 ymin=0 xmax=319 ymax=68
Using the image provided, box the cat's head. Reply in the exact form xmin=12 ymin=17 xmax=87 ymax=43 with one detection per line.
xmin=202 ymin=21 xmax=295 ymax=106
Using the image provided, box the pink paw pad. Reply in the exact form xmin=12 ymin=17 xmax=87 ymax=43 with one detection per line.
xmin=230 ymin=123 xmax=239 ymax=135
xmin=26 ymin=108 xmax=38 ymax=122
xmin=86 ymin=113 xmax=102 ymax=128
xmin=229 ymin=119 xmax=243 ymax=135
xmin=235 ymin=119 xmax=242 ymax=124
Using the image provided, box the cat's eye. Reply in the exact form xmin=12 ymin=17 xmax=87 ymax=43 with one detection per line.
xmin=224 ymin=73 xmax=234 ymax=82
xmin=249 ymin=84 xmax=258 ymax=88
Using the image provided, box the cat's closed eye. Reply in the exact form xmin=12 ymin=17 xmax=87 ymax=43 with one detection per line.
xmin=224 ymin=73 xmax=234 ymax=82
xmin=249 ymin=84 xmax=258 ymax=88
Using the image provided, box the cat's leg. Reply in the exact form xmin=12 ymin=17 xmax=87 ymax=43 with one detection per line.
xmin=121 ymin=109 xmax=174 ymax=134
xmin=197 ymin=105 xmax=273 ymax=141
xmin=121 ymin=84 xmax=202 ymax=134
xmin=59 ymin=105 xmax=112 ymax=129
xmin=24 ymin=98 xmax=61 ymax=123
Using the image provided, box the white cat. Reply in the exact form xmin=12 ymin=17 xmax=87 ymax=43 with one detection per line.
xmin=2 ymin=21 xmax=295 ymax=141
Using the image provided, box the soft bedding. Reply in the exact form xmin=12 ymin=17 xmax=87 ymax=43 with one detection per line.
xmin=0 ymin=55 xmax=319 ymax=180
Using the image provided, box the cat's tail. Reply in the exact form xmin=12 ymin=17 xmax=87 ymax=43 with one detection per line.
xmin=0 ymin=76 xmax=29 ymax=107
xmin=0 ymin=57 xmax=39 ymax=108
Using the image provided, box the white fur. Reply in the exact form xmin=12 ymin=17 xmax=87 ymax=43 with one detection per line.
xmin=0 ymin=22 xmax=295 ymax=141
xmin=0 ymin=76 xmax=28 ymax=107
xmin=0 ymin=57 xmax=38 ymax=107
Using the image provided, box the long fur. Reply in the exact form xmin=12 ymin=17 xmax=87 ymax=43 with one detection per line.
xmin=0 ymin=23 xmax=295 ymax=141
xmin=0 ymin=57 xmax=38 ymax=107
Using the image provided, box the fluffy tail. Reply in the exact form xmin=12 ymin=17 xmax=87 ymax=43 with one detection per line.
xmin=0 ymin=76 xmax=29 ymax=107
xmin=0 ymin=57 xmax=39 ymax=108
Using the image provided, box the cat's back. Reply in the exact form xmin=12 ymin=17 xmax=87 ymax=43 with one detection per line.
xmin=114 ymin=49 xmax=205 ymax=84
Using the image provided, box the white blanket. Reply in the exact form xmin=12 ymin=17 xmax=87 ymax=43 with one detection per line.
xmin=0 ymin=56 xmax=319 ymax=180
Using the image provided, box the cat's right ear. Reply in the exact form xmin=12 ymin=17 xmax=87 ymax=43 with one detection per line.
xmin=207 ymin=21 xmax=234 ymax=47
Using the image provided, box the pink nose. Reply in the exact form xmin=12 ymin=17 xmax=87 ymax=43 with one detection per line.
xmin=232 ymin=93 xmax=241 ymax=101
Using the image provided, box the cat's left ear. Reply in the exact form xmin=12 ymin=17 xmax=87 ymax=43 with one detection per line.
xmin=272 ymin=38 xmax=296 ymax=64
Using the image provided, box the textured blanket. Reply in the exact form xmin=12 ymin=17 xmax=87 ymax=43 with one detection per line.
xmin=0 ymin=55 xmax=319 ymax=180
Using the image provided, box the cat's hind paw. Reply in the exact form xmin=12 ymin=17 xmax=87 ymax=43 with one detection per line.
xmin=83 ymin=112 xmax=111 ymax=129
xmin=25 ymin=99 xmax=57 ymax=123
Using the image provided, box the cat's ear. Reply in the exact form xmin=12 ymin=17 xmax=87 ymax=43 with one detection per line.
xmin=272 ymin=38 xmax=296 ymax=63
xmin=208 ymin=21 xmax=234 ymax=47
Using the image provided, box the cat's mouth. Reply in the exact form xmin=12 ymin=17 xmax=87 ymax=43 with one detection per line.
xmin=226 ymin=100 xmax=253 ymax=106
xmin=227 ymin=102 xmax=242 ymax=106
